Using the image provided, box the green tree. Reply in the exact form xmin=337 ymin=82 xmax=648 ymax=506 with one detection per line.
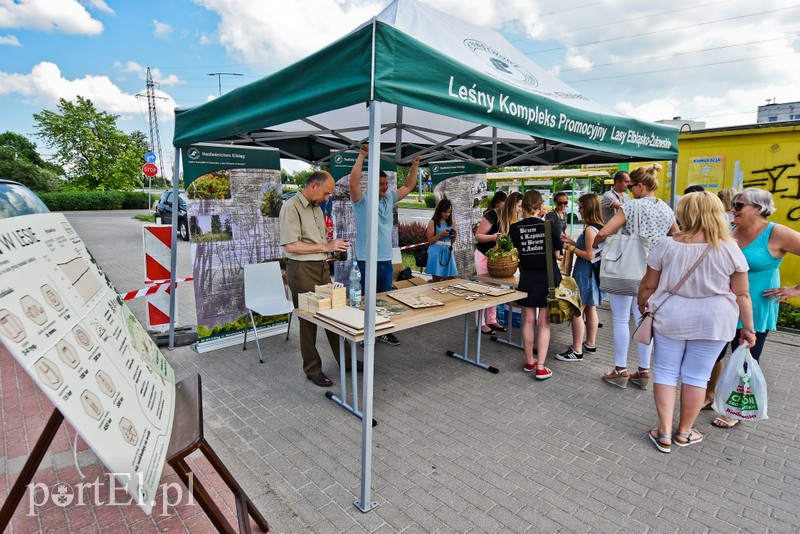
xmin=0 ymin=150 xmax=61 ymax=192
xmin=211 ymin=214 xmax=222 ymax=234
xmin=0 ymin=131 xmax=64 ymax=175
xmin=291 ymin=168 xmax=313 ymax=185
xmin=33 ymin=96 xmax=148 ymax=190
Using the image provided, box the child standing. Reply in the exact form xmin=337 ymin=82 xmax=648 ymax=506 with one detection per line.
xmin=425 ymin=198 xmax=459 ymax=282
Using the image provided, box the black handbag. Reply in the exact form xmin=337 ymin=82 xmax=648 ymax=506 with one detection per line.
xmin=414 ymin=248 xmax=428 ymax=269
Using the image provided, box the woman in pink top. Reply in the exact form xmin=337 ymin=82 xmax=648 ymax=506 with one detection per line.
xmin=637 ymin=192 xmax=755 ymax=453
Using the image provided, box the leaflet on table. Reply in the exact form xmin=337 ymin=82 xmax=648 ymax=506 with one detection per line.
xmin=0 ymin=213 xmax=175 ymax=515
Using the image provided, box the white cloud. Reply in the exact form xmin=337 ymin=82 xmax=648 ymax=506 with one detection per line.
xmin=191 ymin=0 xmax=800 ymax=128
xmin=0 ymin=61 xmax=176 ymax=127
xmin=153 ymin=19 xmax=173 ymax=40
xmin=0 ymin=0 xmax=105 ymax=35
xmin=115 ymin=61 xmax=184 ymax=87
xmin=194 ymin=0 xmax=385 ymax=67
xmin=491 ymin=0 xmax=800 ymax=127
xmin=81 ymin=0 xmax=113 ymax=15
xmin=0 ymin=34 xmax=20 ymax=46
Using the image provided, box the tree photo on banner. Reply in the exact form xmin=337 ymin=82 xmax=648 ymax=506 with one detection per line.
xmin=181 ymin=145 xmax=289 ymax=353
xmin=429 ymin=161 xmax=488 ymax=278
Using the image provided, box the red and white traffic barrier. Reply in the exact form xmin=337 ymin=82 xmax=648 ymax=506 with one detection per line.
xmin=119 ymin=277 xmax=193 ymax=301
xmin=142 ymin=225 xmax=174 ymax=331
xmin=400 ymin=241 xmax=429 ymax=250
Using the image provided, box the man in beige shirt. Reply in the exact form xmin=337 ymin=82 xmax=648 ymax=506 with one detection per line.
xmin=280 ymin=171 xmax=359 ymax=387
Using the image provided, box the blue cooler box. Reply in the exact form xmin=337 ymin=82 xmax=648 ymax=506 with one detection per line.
xmin=496 ymin=305 xmax=522 ymax=328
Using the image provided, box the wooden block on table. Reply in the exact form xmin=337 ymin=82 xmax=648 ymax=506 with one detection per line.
xmin=314 ymin=283 xmax=347 ymax=307
xmin=297 ymin=291 xmax=313 ymax=312
xmin=306 ymin=294 xmax=331 ymax=312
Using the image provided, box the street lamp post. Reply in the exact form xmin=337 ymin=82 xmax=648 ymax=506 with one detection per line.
xmin=207 ymin=72 xmax=243 ymax=96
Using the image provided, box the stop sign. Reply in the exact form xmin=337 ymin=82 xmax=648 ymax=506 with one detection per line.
xmin=142 ymin=163 xmax=158 ymax=177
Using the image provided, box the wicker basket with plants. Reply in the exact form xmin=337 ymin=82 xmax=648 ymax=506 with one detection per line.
xmin=486 ymin=234 xmax=519 ymax=278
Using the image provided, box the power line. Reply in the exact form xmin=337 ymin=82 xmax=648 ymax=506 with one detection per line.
xmin=509 ymin=0 xmax=728 ymax=44
xmin=524 ymin=6 xmax=799 ymax=55
xmin=558 ymin=34 xmax=800 ymax=73
xmin=563 ymin=50 xmax=797 ymax=84
xmin=208 ymin=72 xmax=243 ymax=96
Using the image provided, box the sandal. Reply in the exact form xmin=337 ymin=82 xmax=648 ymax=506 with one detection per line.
xmin=712 ymin=416 xmax=739 ymax=429
xmin=648 ymin=428 xmax=672 ymax=453
xmin=674 ymin=428 xmax=704 ymax=447
xmin=603 ymin=368 xmax=629 ymax=389
xmin=700 ymin=400 xmax=714 ymax=411
xmin=488 ymin=323 xmax=507 ymax=332
xmin=629 ymin=368 xmax=651 ymax=390
xmin=480 ymin=327 xmax=496 ymax=335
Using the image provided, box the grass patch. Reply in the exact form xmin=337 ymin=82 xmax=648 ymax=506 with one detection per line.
xmin=401 ymin=251 xmax=421 ymax=271
xmin=398 ymin=201 xmax=431 ymax=209
xmin=191 ymin=232 xmax=233 ymax=243
xmin=134 ymin=214 xmax=155 ymax=222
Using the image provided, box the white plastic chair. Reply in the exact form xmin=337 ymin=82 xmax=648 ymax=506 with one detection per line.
xmin=242 ymin=261 xmax=294 ymax=363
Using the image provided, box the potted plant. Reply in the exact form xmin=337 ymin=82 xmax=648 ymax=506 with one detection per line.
xmin=486 ymin=234 xmax=519 ymax=278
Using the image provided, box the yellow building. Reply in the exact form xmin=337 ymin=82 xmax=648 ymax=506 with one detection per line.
xmin=585 ymin=122 xmax=800 ymax=306
xmin=676 ymin=122 xmax=800 ymax=306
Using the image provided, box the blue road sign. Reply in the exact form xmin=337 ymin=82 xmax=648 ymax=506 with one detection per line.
xmin=144 ymin=152 xmax=157 ymax=163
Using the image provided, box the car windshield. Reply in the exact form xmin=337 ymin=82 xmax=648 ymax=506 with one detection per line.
xmin=0 ymin=182 xmax=50 ymax=218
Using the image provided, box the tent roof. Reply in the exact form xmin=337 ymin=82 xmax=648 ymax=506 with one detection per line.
xmin=173 ymin=0 xmax=678 ymax=167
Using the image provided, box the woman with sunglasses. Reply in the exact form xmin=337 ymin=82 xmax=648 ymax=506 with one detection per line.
xmin=545 ymin=192 xmax=570 ymax=237
xmin=704 ymin=188 xmax=800 ymax=429
xmin=595 ymin=163 xmax=679 ymax=390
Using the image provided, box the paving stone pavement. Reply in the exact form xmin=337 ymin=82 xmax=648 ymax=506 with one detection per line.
xmin=2 ymin=211 xmax=800 ymax=533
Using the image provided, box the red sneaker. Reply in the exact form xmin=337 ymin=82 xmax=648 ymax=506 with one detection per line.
xmin=534 ymin=366 xmax=553 ymax=380
xmin=523 ymin=361 xmax=537 ymax=372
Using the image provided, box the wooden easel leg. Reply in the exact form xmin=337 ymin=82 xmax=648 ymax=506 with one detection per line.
xmin=200 ymin=441 xmax=270 ymax=533
xmin=0 ymin=408 xmax=64 ymax=531
xmin=170 ymin=458 xmax=237 ymax=534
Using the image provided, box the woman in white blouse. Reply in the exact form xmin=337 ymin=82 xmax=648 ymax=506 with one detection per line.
xmin=637 ymin=192 xmax=755 ymax=452
xmin=594 ymin=164 xmax=679 ymax=390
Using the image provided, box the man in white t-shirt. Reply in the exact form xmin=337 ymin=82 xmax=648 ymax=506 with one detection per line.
xmin=601 ymin=171 xmax=630 ymax=223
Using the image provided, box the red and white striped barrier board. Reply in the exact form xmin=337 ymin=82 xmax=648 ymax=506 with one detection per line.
xmin=142 ymin=225 xmax=174 ymax=331
xmin=400 ymin=241 xmax=429 ymax=250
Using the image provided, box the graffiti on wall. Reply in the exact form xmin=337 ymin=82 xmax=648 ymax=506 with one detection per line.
xmin=744 ymin=157 xmax=800 ymax=221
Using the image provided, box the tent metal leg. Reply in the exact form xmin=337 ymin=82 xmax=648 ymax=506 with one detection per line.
xmin=355 ymin=98 xmax=381 ymax=514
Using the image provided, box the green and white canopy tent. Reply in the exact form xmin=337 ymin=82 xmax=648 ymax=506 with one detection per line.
xmin=172 ymin=0 xmax=678 ymax=512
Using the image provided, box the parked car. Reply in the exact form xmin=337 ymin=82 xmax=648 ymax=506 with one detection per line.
xmin=0 ymin=179 xmax=50 ymax=218
xmin=154 ymin=190 xmax=189 ymax=240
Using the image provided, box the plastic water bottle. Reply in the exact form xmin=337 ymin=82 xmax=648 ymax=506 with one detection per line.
xmin=349 ymin=262 xmax=362 ymax=308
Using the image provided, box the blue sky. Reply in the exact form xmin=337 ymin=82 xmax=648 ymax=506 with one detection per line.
xmin=2 ymin=0 xmax=798 ymax=178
